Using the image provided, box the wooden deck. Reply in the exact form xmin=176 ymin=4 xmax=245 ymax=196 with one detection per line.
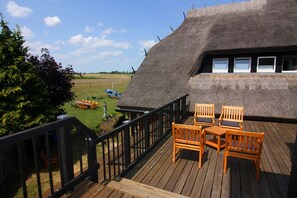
xmin=68 ymin=117 xmax=297 ymax=198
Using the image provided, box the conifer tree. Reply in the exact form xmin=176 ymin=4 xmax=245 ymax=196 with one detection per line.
xmin=0 ymin=17 xmax=52 ymax=137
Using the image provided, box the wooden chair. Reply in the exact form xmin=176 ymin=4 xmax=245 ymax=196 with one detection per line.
xmin=172 ymin=123 xmax=204 ymax=168
xmin=194 ymin=103 xmax=215 ymax=127
xmin=219 ymin=105 xmax=244 ymax=130
xmin=224 ymin=130 xmax=265 ymax=180
xmin=40 ymin=150 xmax=58 ymax=170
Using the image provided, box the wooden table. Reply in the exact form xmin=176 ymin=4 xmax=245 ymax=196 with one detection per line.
xmin=76 ymin=101 xmax=91 ymax=109
xmin=203 ymin=126 xmax=227 ymax=152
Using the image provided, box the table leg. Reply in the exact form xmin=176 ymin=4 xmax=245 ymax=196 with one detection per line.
xmin=217 ymin=136 xmax=221 ymax=152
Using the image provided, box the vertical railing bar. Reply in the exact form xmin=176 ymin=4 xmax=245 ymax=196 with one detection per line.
xmin=107 ymin=138 xmax=111 ymax=179
xmin=159 ymin=109 xmax=163 ymax=138
xmin=17 ymin=143 xmax=28 ymax=198
xmin=56 ymin=128 xmax=65 ymax=187
xmin=101 ymin=140 xmax=106 ymax=180
xmin=121 ymin=130 xmax=124 ymax=174
xmin=145 ymin=116 xmax=149 ymax=150
xmin=112 ymin=135 xmax=116 ymax=178
xmin=123 ymin=126 xmax=131 ymax=169
xmin=78 ymin=130 xmax=83 ymax=174
xmin=116 ymin=132 xmax=120 ymax=175
xmin=32 ymin=137 xmax=42 ymax=198
xmin=136 ymin=123 xmax=139 ymax=158
xmin=45 ymin=132 xmax=54 ymax=195
xmin=132 ymin=125 xmax=136 ymax=160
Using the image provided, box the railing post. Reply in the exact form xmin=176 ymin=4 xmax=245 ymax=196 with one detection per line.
xmin=158 ymin=109 xmax=163 ymax=137
xmin=144 ymin=116 xmax=150 ymax=150
xmin=181 ymin=96 xmax=187 ymax=120
xmin=123 ymin=127 xmax=131 ymax=168
xmin=58 ymin=125 xmax=74 ymax=186
xmin=170 ymin=102 xmax=174 ymax=125
xmin=87 ymin=139 xmax=98 ymax=183
xmin=175 ymin=99 xmax=181 ymax=122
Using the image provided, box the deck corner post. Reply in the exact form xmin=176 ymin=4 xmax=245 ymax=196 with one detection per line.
xmin=87 ymin=139 xmax=99 ymax=183
xmin=288 ymin=132 xmax=297 ymax=198
xmin=123 ymin=127 xmax=131 ymax=168
xmin=181 ymin=95 xmax=187 ymax=120
xmin=144 ymin=118 xmax=150 ymax=150
xmin=58 ymin=125 xmax=74 ymax=186
xmin=158 ymin=109 xmax=164 ymax=137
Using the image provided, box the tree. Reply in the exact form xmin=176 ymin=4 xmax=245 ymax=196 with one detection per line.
xmin=28 ymin=48 xmax=75 ymax=109
xmin=0 ymin=17 xmax=52 ymax=137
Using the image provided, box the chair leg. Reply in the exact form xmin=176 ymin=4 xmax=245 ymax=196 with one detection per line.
xmin=223 ymin=153 xmax=227 ymax=174
xmin=173 ymin=146 xmax=176 ymax=163
xmin=256 ymin=158 xmax=261 ymax=181
xmin=199 ymin=149 xmax=202 ymax=168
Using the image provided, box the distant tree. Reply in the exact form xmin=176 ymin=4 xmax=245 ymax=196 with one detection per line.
xmin=27 ymin=48 xmax=75 ymax=109
xmin=0 ymin=17 xmax=52 ymax=137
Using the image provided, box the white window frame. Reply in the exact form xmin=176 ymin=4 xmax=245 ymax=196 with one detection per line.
xmin=212 ymin=58 xmax=228 ymax=73
xmin=282 ymin=56 xmax=297 ymax=73
xmin=257 ymin=56 xmax=276 ymax=73
xmin=234 ymin=57 xmax=251 ymax=73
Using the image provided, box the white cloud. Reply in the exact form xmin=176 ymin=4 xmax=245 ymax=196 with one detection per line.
xmin=139 ymin=40 xmax=157 ymax=50
xmin=6 ymin=1 xmax=32 ymax=17
xmin=101 ymin=28 xmax=127 ymax=35
xmin=68 ymin=34 xmax=130 ymax=49
xmin=101 ymin=28 xmax=115 ymax=35
xmin=84 ymin=25 xmax=94 ymax=33
xmin=26 ymin=41 xmax=59 ymax=55
xmin=99 ymin=51 xmax=123 ymax=58
xmin=44 ymin=16 xmax=61 ymax=27
xmin=20 ymin=26 xmax=34 ymax=38
xmin=55 ymin=40 xmax=66 ymax=45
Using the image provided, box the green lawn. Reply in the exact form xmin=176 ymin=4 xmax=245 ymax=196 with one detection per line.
xmin=63 ymin=74 xmax=131 ymax=131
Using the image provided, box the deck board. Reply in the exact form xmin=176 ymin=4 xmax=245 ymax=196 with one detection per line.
xmin=67 ymin=118 xmax=297 ymax=198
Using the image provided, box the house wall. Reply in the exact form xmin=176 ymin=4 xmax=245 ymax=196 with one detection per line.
xmin=188 ymin=73 xmax=297 ymax=120
xmin=197 ymin=51 xmax=297 ymax=74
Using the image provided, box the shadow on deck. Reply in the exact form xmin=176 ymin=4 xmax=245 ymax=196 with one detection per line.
xmin=67 ymin=117 xmax=297 ymax=198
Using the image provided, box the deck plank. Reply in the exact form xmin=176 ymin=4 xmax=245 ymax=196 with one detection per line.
xmin=210 ymin=152 xmax=224 ymax=198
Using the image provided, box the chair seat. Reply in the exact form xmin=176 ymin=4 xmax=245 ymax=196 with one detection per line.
xmin=221 ymin=120 xmax=240 ymax=128
xmin=196 ymin=118 xmax=213 ymax=123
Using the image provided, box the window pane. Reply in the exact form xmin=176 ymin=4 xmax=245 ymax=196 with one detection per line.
xmin=283 ymin=57 xmax=297 ymax=71
xmin=259 ymin=65 xmax=274 ymax=70
xmin=259 ymin=58 xmax=274 ymax=65
xmin=258 ymin=57 xmax=275 ymax=72
xmin=213 ymin=59 xmax=228 ymax=72
xmin=235 ymin=59 xmax=250 ymax=71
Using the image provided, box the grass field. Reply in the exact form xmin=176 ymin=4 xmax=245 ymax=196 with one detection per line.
xmin=63 ymin=73 xmax=131 ymax=131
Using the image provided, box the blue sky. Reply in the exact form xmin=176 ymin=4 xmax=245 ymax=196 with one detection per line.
xmin=0 ymin=0 xmax=244 ymax=73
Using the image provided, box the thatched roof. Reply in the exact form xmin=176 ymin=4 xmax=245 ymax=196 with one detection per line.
xmin=118 ymin=0 xmax=297 ymax=119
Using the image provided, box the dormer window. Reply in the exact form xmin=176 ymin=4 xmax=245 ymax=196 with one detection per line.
xmin=234 ymin=57 xmax=251 ymax=73
xmin=213 ymin=58 xmax=228 ymax=73
xmin=283 ymin=56 xmax=297 ymax=72
xmin=257 ymin=56 xmax=276 ymax=72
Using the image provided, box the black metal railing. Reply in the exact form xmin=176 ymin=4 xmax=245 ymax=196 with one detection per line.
xmin=95 ymin=94 xmax=189 ymax=181
xmin=0 ymin=117 xmax=99 ymax=198
xmin=0 ymin=94 xmax=189 ymax=197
